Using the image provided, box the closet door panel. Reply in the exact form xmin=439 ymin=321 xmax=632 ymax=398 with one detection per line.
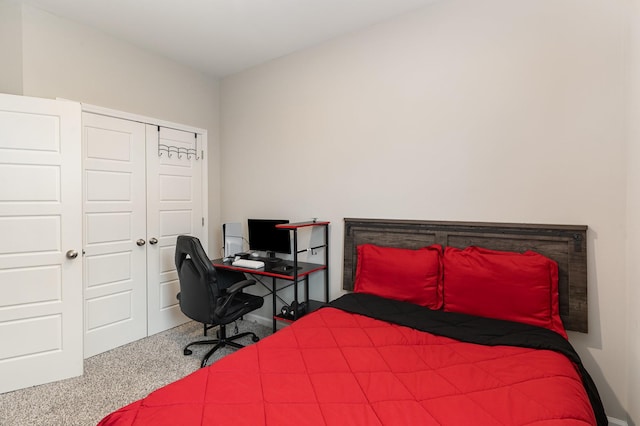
xmin=147 ymin=126 xmax=203 ymax=335
xmin=82 ymin=113 xmax=147 ymax=358
xmin=0 ymin=94 xmax=82 ymax=393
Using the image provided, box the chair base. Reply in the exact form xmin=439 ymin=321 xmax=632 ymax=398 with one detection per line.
xmin=183 ymin=326 xmax=260 ymax=368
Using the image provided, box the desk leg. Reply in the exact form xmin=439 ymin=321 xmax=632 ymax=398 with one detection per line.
xmin=272 ymin=276 xmax=277 ymax=333
xmin=305 ymin=276 xmax=309 ymax=305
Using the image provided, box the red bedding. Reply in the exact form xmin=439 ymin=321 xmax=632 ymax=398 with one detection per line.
xmin=99 ymin=294 xmax=604 ymax=426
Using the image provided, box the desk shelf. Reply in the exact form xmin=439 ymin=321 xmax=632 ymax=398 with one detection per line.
xmin=273 ymin=221 xmax=329 ymax=331
xmin=273 ymin=299 xmax=326 ymax=323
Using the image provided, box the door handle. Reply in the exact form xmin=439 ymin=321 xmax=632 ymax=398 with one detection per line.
xmin=66 ymin=250 xmax=78 ymax=259
xmin=149 ymin=238 xmax=158 ymax=245
xmin=136 ymin=239 xmax=146 ymax=246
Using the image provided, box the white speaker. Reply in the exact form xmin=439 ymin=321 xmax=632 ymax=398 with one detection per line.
xmin=223 ymin=222 xmax=243 ymax=257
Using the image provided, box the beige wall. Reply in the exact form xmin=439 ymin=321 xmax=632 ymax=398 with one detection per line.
xmin=221 ymin=0 xmax=632 ymax=421
xmin=0 ymin=0 xmax=23 ymax=95
xmin=627 ymin=1 xmax=640 ymax=425
xmin=13 ymin=3 xmax=222 ymax=251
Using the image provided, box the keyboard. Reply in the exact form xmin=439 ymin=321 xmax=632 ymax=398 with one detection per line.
xmin=232 ymin=259 xmax=265 ymax=269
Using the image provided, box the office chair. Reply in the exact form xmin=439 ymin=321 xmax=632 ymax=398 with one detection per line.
xmin=175 ymin=235 xmax=264 ymax=368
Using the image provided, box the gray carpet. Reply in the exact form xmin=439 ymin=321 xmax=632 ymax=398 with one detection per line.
xmin=0 ymin=320 xmax=270 ymax=426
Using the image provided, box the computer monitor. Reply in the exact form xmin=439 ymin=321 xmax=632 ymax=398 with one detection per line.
xmin=247 ymin=219 xmax=291 ymax=260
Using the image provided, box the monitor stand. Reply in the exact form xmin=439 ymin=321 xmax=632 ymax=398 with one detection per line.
xmin=263 ymin=251 xmax=283 ymax=265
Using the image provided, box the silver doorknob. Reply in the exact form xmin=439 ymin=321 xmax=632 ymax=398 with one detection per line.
xmin=66 ymin=250 xmax=78 ymax=259
xmin=149 ymin=238 xmax=158 ymax=245
xmin=136 ymin=239 xmax=146 ymax=246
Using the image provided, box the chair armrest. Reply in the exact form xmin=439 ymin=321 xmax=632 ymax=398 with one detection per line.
xmin=214 ymin=279 xmax=256 ymax=318
xmin=225 ymin=279 xmax=256 ymax=295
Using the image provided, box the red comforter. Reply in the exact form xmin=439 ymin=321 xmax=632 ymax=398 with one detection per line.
xmin=99 ymin=294 xmax=605 ymax=426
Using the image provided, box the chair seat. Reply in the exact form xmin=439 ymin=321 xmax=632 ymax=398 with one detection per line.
xmin=218 ymin=292 xmax=264 ymax=323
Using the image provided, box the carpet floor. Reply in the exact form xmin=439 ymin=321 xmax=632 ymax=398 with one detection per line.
xmin=0 ymin=319 xmax=270 ymax=426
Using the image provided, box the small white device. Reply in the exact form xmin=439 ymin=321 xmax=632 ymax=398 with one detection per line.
xmin=223 ymin=222 xmax=243 ymax=258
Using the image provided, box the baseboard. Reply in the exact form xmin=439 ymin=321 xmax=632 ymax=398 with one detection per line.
xmin=244 ymin=312 xmax=272 ymax=329
xmin=608 ymin=416 xmax=628 ymax=426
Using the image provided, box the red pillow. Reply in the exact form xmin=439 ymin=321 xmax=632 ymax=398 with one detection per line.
xmin=443 ymin=246 xmax=567 ymax=338
xmin=354 ymin=244 xmax=443 ymax=309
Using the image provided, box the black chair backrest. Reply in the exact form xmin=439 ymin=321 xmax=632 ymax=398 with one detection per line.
xmin=175 ymin=235 xmax=220 ymax=324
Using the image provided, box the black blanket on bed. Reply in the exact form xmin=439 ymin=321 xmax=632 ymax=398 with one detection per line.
xmin=330 ymin=293 xmax=608 ymax=426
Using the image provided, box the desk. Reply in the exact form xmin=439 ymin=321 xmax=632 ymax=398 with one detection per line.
xmin=213 ymin=258 xmax=328 ymax=332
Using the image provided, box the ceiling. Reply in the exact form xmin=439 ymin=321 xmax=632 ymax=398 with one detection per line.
xmin=19 ymin=0 xmax=439 ymax=78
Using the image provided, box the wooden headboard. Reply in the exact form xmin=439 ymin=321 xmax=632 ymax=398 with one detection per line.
xmin=343 ymin=218 xmax=588 ymax=333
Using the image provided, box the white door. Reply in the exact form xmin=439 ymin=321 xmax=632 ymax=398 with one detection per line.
xmin=146 ymin=125 xmax=204 ymax=335
xmin=82 ymin=113 xmax=147 ymax=357
xmin=0 ymin=94 xmax=83 ymax=393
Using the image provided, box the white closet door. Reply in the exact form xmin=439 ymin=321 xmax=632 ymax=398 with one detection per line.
xmin=82 ymin=113 xmax=147 ymax=357
xmin=0 ymin=94 xmax=83 ymax=393
xmin=146 ymin=126 xmax=203 ymax=335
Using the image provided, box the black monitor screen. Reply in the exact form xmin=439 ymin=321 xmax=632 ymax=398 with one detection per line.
xmin=247 ymin=219 xmax=291 ymax=255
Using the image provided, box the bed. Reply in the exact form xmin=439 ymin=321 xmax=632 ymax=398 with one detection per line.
xmin=99 ymin=218 xmax=607 ymax=426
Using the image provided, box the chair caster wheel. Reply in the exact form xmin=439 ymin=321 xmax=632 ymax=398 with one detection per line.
xmin=252 ymin=335 xmax=259 ymax=342
xmin=184 ymin=349 xmax=192 ymax=356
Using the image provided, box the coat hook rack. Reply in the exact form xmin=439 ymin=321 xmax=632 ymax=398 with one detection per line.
xmin=158 ymin=144 xmax=199 ymax=160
